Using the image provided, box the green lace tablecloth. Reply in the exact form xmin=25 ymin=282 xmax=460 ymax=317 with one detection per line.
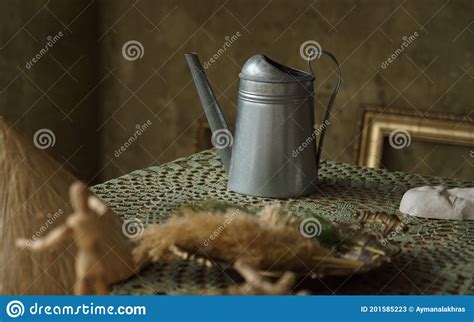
xmin=92 ymin=150 xmax=473 ymax=295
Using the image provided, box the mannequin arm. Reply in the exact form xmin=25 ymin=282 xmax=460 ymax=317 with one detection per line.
xmin=87 ymin=195 xmax=108 ymax=216
xmin=16 ymin=224 xmax=72 ymax=252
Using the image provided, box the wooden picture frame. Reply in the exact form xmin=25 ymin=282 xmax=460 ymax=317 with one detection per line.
xmin=357 ymin=108 xmax=474 ymax=168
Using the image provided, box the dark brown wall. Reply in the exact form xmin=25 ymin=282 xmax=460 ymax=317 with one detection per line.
xmin=1 ymin=0 xmax=472 ymax=182
xmin=0 ymin=0 xmax=101 ymax=182
xmin=98 ymin=0 xmax=473 ymax=180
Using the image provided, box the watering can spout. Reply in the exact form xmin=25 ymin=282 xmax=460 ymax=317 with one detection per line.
xmin=185 ymin=52 xmax=232 ymax=172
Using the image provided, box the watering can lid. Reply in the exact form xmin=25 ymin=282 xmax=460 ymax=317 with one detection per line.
xmin=239 ymin=54 xmax=313 ymax=83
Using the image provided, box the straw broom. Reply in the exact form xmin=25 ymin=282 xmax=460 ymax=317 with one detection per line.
xmin=0 ymin=119 xmax=139 ymax=294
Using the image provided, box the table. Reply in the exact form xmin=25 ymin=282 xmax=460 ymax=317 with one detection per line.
xmin=92 ymin=150 xmax=473 ymax=295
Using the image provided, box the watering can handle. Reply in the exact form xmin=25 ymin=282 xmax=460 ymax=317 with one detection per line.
xmin=308 ymin=50 xmax=342 ymax=170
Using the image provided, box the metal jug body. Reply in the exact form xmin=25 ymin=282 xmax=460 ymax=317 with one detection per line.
xmin=228 ymin=55 xmax=319 ymax=198
xmin=185 ymin=51 xmax=341 ymax=199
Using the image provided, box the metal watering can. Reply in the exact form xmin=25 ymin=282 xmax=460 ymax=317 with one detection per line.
xmin=185 ymin=49 xmax=341 ymax=198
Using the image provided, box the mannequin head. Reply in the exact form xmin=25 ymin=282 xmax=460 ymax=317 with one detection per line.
xmin=399 ymin=186 xmax=474 ymax=220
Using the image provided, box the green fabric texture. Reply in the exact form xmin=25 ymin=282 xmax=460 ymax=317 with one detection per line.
xmin=92 ymin=150 xmax=473 ymax=295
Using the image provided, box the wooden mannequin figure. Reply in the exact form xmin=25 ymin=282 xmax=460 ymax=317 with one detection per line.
xmin=17 ymin=181 xmax=109 ymax=295
xmin=229 ymin=260 xmax=300 ymax=295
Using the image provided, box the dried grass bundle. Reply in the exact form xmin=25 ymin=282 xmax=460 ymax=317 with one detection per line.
xmin=134 ymin=205 xmax=361 ymax=275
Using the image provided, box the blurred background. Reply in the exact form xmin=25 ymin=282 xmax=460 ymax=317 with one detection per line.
xmin=0 ymin=0 xmax=472 ymax=184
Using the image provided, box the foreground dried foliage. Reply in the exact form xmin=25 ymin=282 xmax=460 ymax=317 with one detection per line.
xmin=135 ymin=204 xmax=361 ymax=293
